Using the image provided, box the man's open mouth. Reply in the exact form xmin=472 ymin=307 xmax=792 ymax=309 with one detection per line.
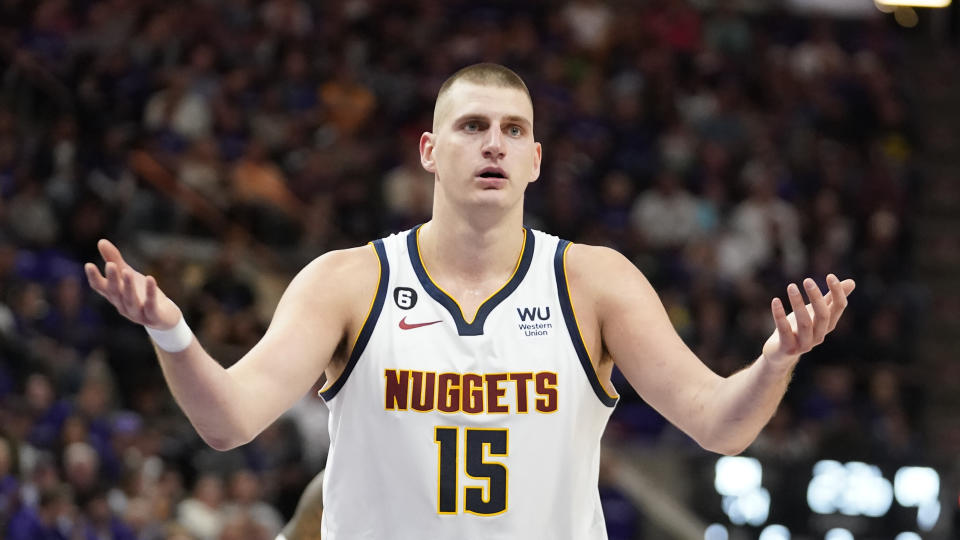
xmin=476 ymin=167 xmax=507 ymax=179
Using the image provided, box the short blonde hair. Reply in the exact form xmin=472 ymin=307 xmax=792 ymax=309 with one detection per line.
xmin=433 ymin=63 xmax=532 ymax=130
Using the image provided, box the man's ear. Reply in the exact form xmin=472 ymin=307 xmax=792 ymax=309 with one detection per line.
xmin=420 ymin=132 xmax=436 ymax=173
xmin=531 ymin=141 xmax=542 ymax=183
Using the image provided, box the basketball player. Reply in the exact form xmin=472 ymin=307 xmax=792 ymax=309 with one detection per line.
xmin=85 ymin=64 xmax=854 ymax=539
xmin=278 ymin=469 xmax=324 ymax=540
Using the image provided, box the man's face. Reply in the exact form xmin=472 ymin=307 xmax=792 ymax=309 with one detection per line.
xmin=421 ymin=81 xmax=542 ymax=210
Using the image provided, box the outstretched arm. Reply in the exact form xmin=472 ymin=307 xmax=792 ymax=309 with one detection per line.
xmin=85 ymin=239 xmax=377 ymax=450
xmin=568 ymin=245 xmax=854 ymax=455
xmin=699 ymin=276 xmax=853 ymax=454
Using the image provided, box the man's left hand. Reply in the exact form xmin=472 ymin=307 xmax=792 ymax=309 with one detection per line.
xmin=762 ymin=274 xmax=856 ymax=371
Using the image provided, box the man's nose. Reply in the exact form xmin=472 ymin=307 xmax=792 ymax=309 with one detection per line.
xmin=481 ymin=127 xmax=505 ymax=159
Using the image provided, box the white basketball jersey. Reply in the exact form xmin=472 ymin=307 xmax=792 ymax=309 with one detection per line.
xmin=318 ymin=226 xmax=618 ymax=539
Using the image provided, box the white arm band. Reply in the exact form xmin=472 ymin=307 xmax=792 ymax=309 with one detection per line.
xmin=145 ymin=316 xmax=194 ymax=353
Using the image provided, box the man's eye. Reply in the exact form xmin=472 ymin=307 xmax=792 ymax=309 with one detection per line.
xmin=508 ymin=126 xmax=522 ymax=136
xmin=464 ymin=122 xmax=479 ymax=132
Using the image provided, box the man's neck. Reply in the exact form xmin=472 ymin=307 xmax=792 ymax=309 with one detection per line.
xmin=418 ymin=206 xmax=526 ymax=285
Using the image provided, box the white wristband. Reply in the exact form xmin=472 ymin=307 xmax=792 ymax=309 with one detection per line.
xmin=145 ymin=316 xmax=194 ymax=353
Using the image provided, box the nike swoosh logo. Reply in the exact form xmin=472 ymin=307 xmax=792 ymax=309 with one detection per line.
xmin=399 ymin=316 xmax=442 ymax=330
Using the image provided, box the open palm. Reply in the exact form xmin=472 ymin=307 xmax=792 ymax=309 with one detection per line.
xmin=84 ymin=239 xmax=182 ymax=330
xmin=762 ymin=274 xmax=855 ymax=368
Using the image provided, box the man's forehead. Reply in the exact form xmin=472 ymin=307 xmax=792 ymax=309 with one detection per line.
xmin=435 ymin=81 xmax=533 ymax=128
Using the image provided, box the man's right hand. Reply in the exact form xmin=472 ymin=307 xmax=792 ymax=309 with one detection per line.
xmin=85 ymin=239 xmax=183 ymax=330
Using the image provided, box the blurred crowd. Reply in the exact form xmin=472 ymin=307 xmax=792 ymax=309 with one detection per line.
xmin=0 ymin=0 xmax=928 ymax=538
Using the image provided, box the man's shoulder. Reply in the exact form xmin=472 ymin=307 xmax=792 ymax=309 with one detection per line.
xmin=562 ymin=242 xmax=645 ymax=301
xmin=562 ymin=242 xmax=663 ymax=328
xmin=293 ymin=244 xmax=383 ymax=299
xmin=310 ymin=243 xmax=382 ymax=268
xmin=562 ymin=242 xmax=631 ymax=279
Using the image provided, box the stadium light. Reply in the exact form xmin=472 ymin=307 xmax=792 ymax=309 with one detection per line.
xmin=716 ymin=458 xmax=945 ymax=535
xmin=894 ymin=466 xmax=941 ymax=531
xmin=715 ymin=456 xmax=762 ymax=496
xmin=807 ymin=461 xmax=893 ymax=517
xmin=894 ymin=467 xmax=939 ymax=507
xmin=824 ymin=529 xmax=854 ymax=540
xmin=704 ymin=523 xmax=729 ymax=540
xmin=875 ymin=0 xmax=951 ymax=7
xmin=759 ymin=524 xmax=791 ymax=540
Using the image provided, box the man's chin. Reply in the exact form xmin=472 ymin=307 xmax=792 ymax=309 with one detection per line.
xmin=467 ymin=189 xmax=524 ymax=209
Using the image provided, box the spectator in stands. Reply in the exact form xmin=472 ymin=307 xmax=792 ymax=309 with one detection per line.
xmin=631 ymin=170 xmax=703 ymax=250
xmin=177 ymin=472 xmax=226 ymax=540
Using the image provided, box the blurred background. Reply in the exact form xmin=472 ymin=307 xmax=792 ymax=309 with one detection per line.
xmin=0 ymin=0 xmax=958 ymax=539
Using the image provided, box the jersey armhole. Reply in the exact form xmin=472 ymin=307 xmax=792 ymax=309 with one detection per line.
xmin=553 ymin=240 xmax=618 ymax=408
xmin=319 ymin=239 xmax=390 ymax=401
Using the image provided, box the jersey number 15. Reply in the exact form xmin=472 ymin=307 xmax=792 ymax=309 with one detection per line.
xmin=434 ymin=427 xmax=508 ymax=515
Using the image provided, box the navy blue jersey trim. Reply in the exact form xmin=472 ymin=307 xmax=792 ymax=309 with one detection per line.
xmin=554 ymin=240 xmax=618 ymax=408
xmin=319 ymin=239 xmax=389 ymax=401
xmin=406 ymin=225 xmax=535 ymax=336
